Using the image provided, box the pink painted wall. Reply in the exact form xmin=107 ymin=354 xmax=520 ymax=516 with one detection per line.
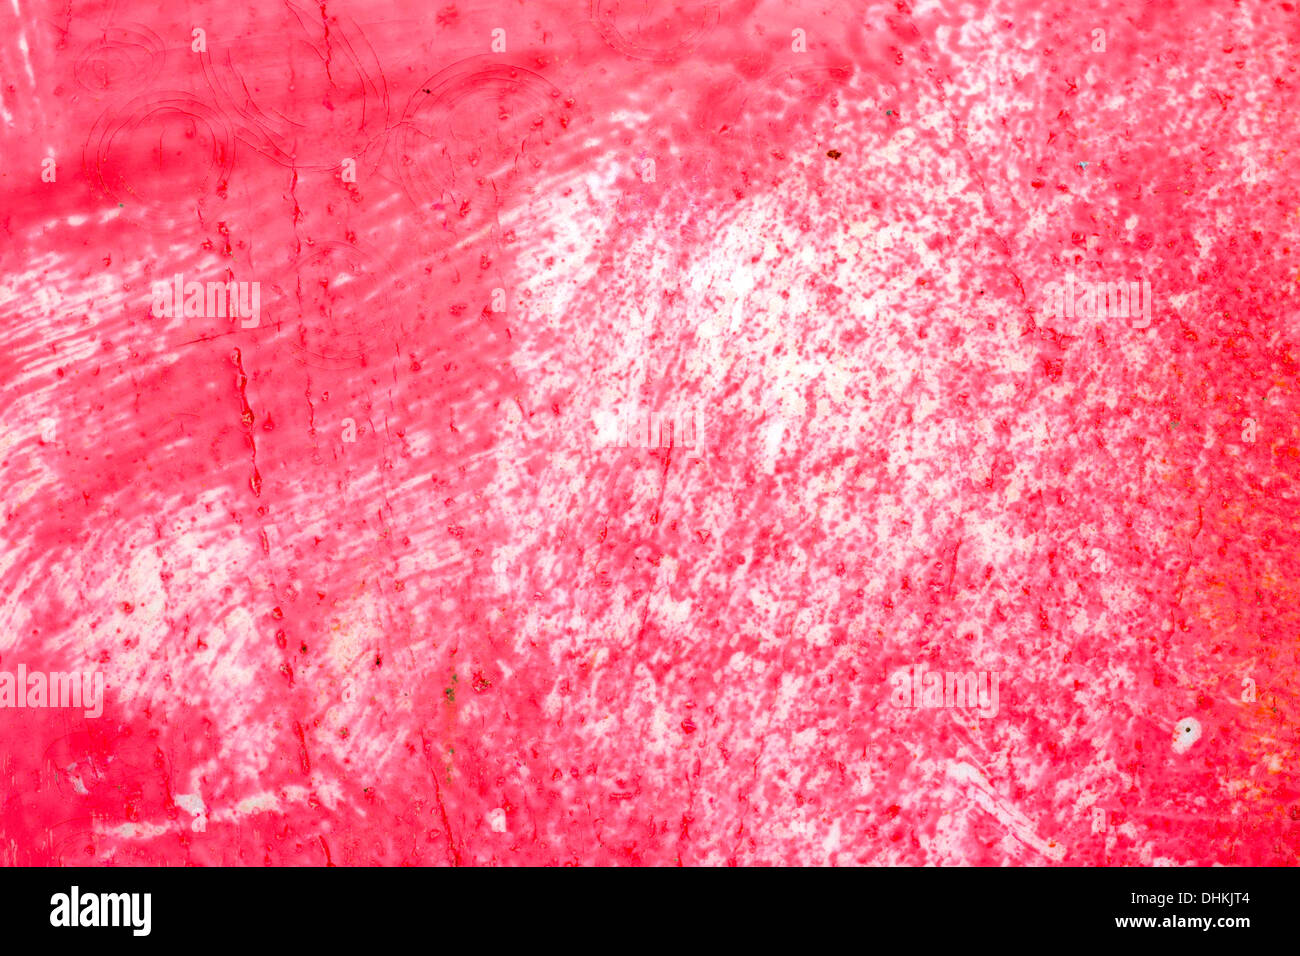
xmin=0 ymin=0 xmax=1296 ymax=865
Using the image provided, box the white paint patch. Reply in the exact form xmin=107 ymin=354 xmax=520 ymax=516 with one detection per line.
xmin=1172 ymin=717 xmax=1202 ymax=754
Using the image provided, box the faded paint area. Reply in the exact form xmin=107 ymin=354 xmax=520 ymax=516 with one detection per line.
xmin=0 ymin=0 xmax=1297 ymax=865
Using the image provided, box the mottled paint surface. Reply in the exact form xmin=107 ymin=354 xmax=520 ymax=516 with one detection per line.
xmin=1 ymin=0 xmax=1297 ymax=865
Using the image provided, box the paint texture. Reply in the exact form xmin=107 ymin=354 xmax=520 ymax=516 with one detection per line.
xmin=1 ymin=0 xmax=1298 ymax=865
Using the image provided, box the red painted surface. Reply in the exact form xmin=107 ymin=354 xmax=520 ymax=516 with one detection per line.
xmin=1 ymin=0 xmax=1298 ymax=865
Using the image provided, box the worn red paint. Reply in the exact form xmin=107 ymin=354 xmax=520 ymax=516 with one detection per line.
xmin=0 ymin=0 xmax=1297 ymax=866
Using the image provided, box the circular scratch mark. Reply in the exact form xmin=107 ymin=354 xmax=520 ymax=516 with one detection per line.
xmin=590 ymin=0 xmax=720 ymax=62
xmin=198 ymin=1 xmax=389 ymax=172
xmin=393 ymin=56 xmax=570 ymax=227
xmin=83 ymin=91 xmax=235 ymax=206
xmin=73 ymin=24 xmax=166 ymax=94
